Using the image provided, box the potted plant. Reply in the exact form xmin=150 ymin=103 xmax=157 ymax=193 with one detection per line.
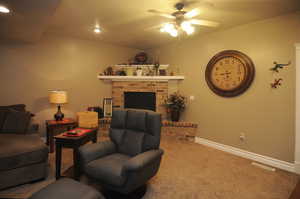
xmin=164 ymin=92 xmax=187 ymax=122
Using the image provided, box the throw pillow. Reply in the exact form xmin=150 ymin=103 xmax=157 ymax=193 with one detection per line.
xmin=1 ymin=110 xmax=31 ymax=134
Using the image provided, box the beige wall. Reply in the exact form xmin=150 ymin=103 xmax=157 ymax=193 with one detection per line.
xmin=0 ymin=33 xmax=139 ymax=134
xmin=147 ymin=12 xmax=300 ymax=163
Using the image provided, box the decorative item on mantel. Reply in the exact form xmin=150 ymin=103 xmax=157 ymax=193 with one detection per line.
xmin=98 ymin=51 xmax=176 ymax=77
xmin=100 ymin=66 xmax=114 ymax=76
xmin=154 ymin=61 xmax=160 ymax=76
xmin=164 ymin=92 xmax=187 ymax=122
xmin=134 ymin=52 xmax=148 ymax=64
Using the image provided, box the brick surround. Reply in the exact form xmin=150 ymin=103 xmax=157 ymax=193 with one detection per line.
xmin=112 ymin=81 xmax=168 ymax=118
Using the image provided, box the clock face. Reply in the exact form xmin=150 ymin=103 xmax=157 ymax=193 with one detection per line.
xmin=205 ymin=50 xmax=255 ymax=97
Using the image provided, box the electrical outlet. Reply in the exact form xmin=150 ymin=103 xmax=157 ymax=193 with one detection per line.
xmin=239 ymin=133 xmax=246 ymax=141
xmin=189 ymin=96 xmax=195 ymax=101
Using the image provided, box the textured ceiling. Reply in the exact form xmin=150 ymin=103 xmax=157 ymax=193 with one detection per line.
xmin=0 ymin=0 xmax=299 ymax=49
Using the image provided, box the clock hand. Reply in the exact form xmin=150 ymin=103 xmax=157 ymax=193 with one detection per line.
xmin=220 ymin=72 xmax=231 ymax=76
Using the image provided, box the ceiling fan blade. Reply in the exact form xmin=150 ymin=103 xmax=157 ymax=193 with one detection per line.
xmin=190 ymin=19 xmax=219 ymax=27
xmin=179 ymin=0 xmax=214 ymax=8
xmin=145 ymin=23 xmax=165 ymax=31
xmin=148 ymin=9 xmax=175 ymax=19
xmin=185 ymin=8 xmax=200 ymax=18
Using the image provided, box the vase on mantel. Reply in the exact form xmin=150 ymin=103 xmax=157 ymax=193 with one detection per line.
xmin=136 ymin=68 xmax=143 ymax=76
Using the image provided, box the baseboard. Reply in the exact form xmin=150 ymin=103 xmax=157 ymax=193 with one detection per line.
xmin=294 ymin=161 xmax=300 ymax=174
xmin=195 ymin=137 xmax=296 ymax=173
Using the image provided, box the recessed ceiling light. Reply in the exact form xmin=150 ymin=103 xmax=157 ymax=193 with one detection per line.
xmin=94 ymin=27 xmax=101 ymax=34
xmin=0 ymin=5 xmax=10 ymax=14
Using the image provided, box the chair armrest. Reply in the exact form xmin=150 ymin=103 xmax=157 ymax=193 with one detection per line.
xmin=122 ymin=149 xmax=164 ymax=173
xmin=78 ymin=140 xmax=116 ymax=165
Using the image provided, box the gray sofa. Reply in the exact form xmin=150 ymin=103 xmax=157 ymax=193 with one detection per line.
xmin=79 ymin=109 xmax=164 ymax=196
xmin=0 ymin=104 xmax=48 ymax=190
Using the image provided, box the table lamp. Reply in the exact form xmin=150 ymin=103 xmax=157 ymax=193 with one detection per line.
xmin=49 ymin=90 xmax=68 ymax=121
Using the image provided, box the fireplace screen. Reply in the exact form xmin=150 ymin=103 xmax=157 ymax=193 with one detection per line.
xmin=124 ymin=92 xmax=156 ymax=111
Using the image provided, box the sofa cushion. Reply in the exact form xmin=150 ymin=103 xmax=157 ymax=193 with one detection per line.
xmin=85 ymin=153 xmax=130 ymax=186
xmin=0 ymin=104 xmax=26 ymax=112
xmin=1 ymin=110 xmax=31 ymax=134
xmin=29 ymin=178 xmax=104 ymax=199
xmin=0 ymin=134 xmax=48 ymax=171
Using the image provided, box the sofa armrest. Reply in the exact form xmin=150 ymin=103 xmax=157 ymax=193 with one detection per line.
xmin=122 ymin=149 xmax=164 ymax=173
xmin=79 ymin=140 xmax=116 ymax=165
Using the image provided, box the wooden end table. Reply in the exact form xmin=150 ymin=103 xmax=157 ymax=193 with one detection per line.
xmin=46 ymin=118 xmax=77 ymax=153
xmin=54 ymin=128 xmax=98 ymax=180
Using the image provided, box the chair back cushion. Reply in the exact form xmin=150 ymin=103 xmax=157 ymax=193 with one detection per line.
xmin=110 ymin=109 xmax=161 ymax=156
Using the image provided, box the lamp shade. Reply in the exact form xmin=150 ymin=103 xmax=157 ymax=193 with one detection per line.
xmin=49 ymin=90 xmax=68 ymax=104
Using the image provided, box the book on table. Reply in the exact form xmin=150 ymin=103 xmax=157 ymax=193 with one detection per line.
xmin=63 ymin=128 xmax=93 ymax=137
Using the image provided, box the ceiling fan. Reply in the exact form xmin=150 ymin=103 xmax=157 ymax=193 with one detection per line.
xmin=148 ymin=1 xmax=219 ymax=37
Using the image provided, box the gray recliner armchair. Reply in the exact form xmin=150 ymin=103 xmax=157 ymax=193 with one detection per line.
xmin=79 ymin=109 xmax=163 ymax=195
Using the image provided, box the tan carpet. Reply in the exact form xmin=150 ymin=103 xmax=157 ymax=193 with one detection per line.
xmin=0 ymin=135 xmax=298 ymax=199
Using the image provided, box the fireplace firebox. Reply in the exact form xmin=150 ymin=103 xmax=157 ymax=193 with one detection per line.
xmin=124 ymin=92 xmax=156 ymax=111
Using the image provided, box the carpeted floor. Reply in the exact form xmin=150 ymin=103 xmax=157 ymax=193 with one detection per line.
xmin=0 ymin=135 xmax=298 ymax=199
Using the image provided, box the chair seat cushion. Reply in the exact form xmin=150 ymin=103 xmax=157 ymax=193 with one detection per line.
xmin=0 ymin=134 xmax=48 ymax=171
xmin=85 ymin=153 xmax=130 ymax=186
xmin=29 ymin=178 xmax=104 ymax=199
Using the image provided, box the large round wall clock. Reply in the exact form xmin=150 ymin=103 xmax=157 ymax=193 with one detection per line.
xmin=205 ymin=50 xmax=255 ymax=97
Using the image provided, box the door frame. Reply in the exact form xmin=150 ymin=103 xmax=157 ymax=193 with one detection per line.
xmin=295 ymin=43 xmax=300 ymax=173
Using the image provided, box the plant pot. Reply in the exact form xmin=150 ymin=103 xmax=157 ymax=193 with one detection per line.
xmin=170 ymin=109 xmax=180 ymax=122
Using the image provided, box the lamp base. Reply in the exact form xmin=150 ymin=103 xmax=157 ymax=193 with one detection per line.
xmin=54 ymin=105 xmax=64 ymax=121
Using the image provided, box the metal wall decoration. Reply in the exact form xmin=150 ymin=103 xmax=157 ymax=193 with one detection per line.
xmin=270 ymin=61 xmax=291 ymax=89
xmin=270 ymin=78 xmax=283 ymax=89
xmin=270 ymin=61 xmax=291 ymax=73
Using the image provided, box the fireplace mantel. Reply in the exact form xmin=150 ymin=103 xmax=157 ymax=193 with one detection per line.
xmin=98 ymin=75 xmax=184 ymax=81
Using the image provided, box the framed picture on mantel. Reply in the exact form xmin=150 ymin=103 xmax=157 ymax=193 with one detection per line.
xmin=103 ymin=98 xmax=113 ymax=117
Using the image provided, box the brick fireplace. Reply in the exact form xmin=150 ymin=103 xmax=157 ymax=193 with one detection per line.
xmin=112 ymin=81 xmax=169 ymax=118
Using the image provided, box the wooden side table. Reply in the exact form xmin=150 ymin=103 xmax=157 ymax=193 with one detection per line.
xmin=54 ymin=128 xmax=98 ymax=180
xmin=46 ymin=118 xmax=77 ymax=153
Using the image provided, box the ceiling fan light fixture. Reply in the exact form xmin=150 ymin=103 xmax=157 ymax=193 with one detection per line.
xmin=160 ymin=23 xmax=178 ymax=37
xmin=94 ymin=27 xmax=101 ymax=34
xmin=0 ymin=5 xmax=10 ymax=13
xmin=185 ymin=26 xmax=195 ymax=35
xmin=164 ymin=23 xmax=175 ymax=32
xmin=170 ymin=29 xmax=178 ymax=37
xmin=181 ymin=21 xmax=195 ymax=35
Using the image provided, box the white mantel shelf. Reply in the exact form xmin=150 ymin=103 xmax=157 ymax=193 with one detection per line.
xmin=98 ymin=75 xmax=185 ymax=81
